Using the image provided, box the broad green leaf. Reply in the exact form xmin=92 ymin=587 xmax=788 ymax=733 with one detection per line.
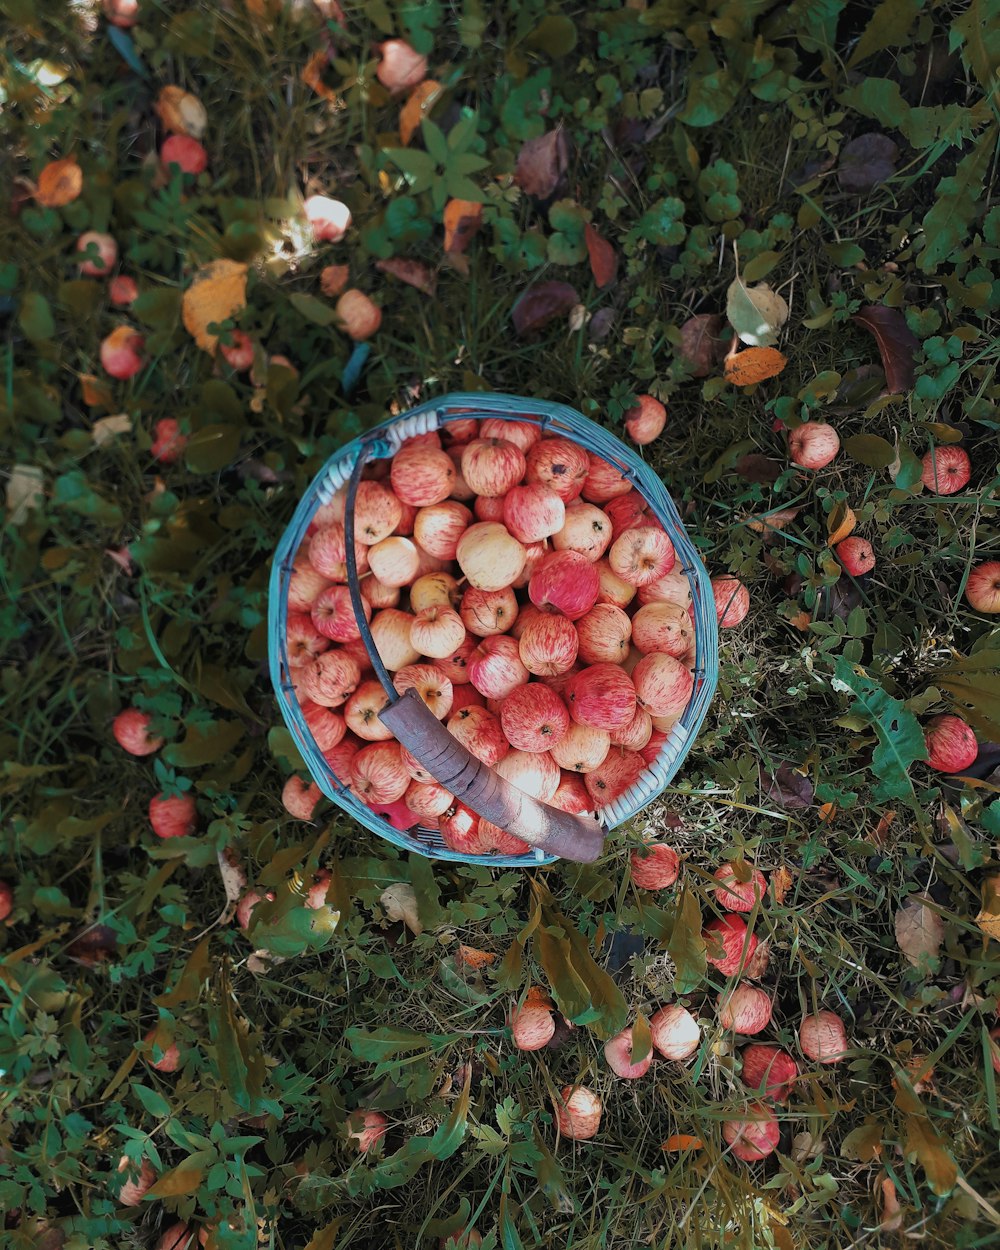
xmin=19 ymin=292 xmax=55 ymax=342
xmin=164 ymin=718 xmax=244 ymax=766
xmin=919 ymin=126 xmax=997 ymax=271
xmin=154 ymin=937 xmax=212 ymax=1008
xmin=345 ymin=1026 xmax=460 ymax=1065
xmin=146 ymin=1164 xmax=204 ymax=1197
xmin=847 ymin=0 xmax=922 ymax=67
xmin=184 ymin=423 xmax=242 ymax=473
xmin=680 ymin=52 xmax=740 ymax=126
xmin=304 ymin=1219 xmax=346 ymax=1250
xmin=207 ymin=988 xmax=267 ymax=1115
xmin=726 ymin=275 xmax=788 ymax=347
xmin=843 ymin=433 xmax=896 ymax=468
xmin=832 ymin=657 xmax=927 ymax=801
xmin=132 ymin=1083 xmax=171 ymax=1118
xmin=668 ymin=884 xmax=706 ymax=993
xmin=288 ymin=293 xmax=337 ymax=326
xmin=524 ymin=15 xmax=577 ymax=56
xmin=938 ymin=651 xmax=1000 ymax=739
xmin=950 ymin=0 xmax=1000 ymax=96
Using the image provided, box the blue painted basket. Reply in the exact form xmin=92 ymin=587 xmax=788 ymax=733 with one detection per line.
xmin=269 ymin=393 xmax=718 ymax=866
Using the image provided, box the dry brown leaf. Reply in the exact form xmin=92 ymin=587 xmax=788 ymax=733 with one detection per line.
xmin=80 ymin=374 xmax=114 ymax=409
xmin=303 ymin=48 xmax=337 ymax=102
xmin=771 ymin=865 xmax=794 ymax=904
xmin=746 ymin=507 xmax=800 ymax=535
xmin=788 ymin=610 xmax=812 ymax=632
xmin=724 ymin=346 xmax=787 ymax=386
xmin=456 ymin=944 xmax=496 ymax=969
xmin=380 ymin=883 xmax=422 ymax=935
xmin=36 ymin=158 xmax=83 ymax=207
xmin=894 ymin=894 xmax=944 ymax=967
xmin=976 ymin=875 xmax=1000 ymax=942
xmin=872 ymin=810 xmax=897 ymax=845
xmin=154 ymin=86 xmax=208 ymax=139
xmin=182 ymin=259 xmax=248 ymax=352
xmin=826 ymin=500 xmax=857 ymax=546
xmin=878 ymin=1176 xmax=903 ymax=1232
xmin=443 ymin=199 xmax=483 ymax=254
xmin=375 ymin=257 xmax=437 ymax=296
xmin=584 ymin=222 xmax=618 ymax=289
xmin=6 ymin=465 xmax=45 ymax=524
xmin=400 ymin=80 xmax=442 ymax=146
xmin=92 ymin=413 xmax=133 ymax=446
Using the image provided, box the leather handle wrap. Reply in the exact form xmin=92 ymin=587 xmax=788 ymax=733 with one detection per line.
xmin=379 ymin=689 xmax=605 ymax=864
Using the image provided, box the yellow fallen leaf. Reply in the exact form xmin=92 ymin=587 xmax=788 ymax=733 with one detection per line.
xmin=724 ymin=345 xmax=787 ymax=386
xmin=154 ymin=86 xmax=207 ymax=139
xmin=36 ymin=158 xmax=83 ymax=207
xmin=182 ymin=259 xmax=248 ymax=352
xmin=827 ymin=500 xmax=857 ymax=546
xmin=400 ymin=80 xmax=442 ymax=145
xmin=977 ymin=874 xmax=1000 ymax=941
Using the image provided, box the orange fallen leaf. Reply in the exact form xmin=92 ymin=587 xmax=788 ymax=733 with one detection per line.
xmin=524 ymin=985 xmax=552 ymax=1009
xmin=662 ymin=1135 xmax=703 ymax=1152
xmin=724 ymin=345 xmax=787 ymax=386
xmin=443 ymin=199 xmax=483 ymax=254
xmin=182 ymin=259 xmax=248 ymax=352
xmin=819 ymin=801 xmax=838 ymax=823
xmin=80 ymin=374 xmax=114 ymax=409
xmin=303 ymin=48 xmax=337 ymax=102
xmin=872 ymin=810 xmax=897 ymax=845
xmin=878 ymin=1175 xmax=903 ymax=1232
xmin=456 ymin=944 xmax=496 ymax=969
xmin=584 ymin=222 xmax=618 ymax=289
xmin=36 ymin=158 xmax=83 ymax=208
xmin=771 ymin=865 xmax=794 ymax=904
xmin=788 ymin=610 xmax=812 ymax=632
xmin=400 ymin=80 xmax=442 ymax=146
xmin=826 ymin=500 xmax=857 ymax=546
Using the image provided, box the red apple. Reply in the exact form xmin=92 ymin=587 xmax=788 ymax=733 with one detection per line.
xmin=525 ymin=438 xmax=590 ymax=502
xmin=650 ymin=1004 xmax=700 ymax=1060
xmin=609 ymin=706 xmax=652 ymax=750
xmin=835 ymin=537 xmax=875 ymax=576
xmin=301 ymin=701 xmax=346 ymax=752
xmin=390 ymin=445 xmax=455 ymax=506
xmin=965 ymin=561 xmax=1000 ymax=613
xmin=609 ymin=527 xmax=675 ymax=587
xmin=376 ymin=38 xmax=427 ymax=92
xmin=740 ymin=1044 xmax=798 ymax=1102
xmin=625 ymin=395 xmax=667 ymax=445
xmin=350 ymin=741 xmax=409 ymax=804
xmin=630 ymin=842 xmax=679 ymax=889
xmin=798 ymin=1010 xmax=848 ymax=1064
xmin=76 ymin=231 xmax=117 ymax=276
xmin=713 ymin=864 xmax=767 ymax=912
xmin=160 ymin=134 xmax=208 ymax=175
xmin=503 ymin=483 xmax=566 ymax=543
xmin=595 ymin=559 xmax=637 ymax=609
xmin=441 ymin=416 xmax=479 ymax=444
xmin=718 ymin=986 xmax=772 ymax=1034
xmin=344 ymin=680 xmax=394 ymax=742
xmin=370 ymin=608 xmax=421 ymax=670
xmin=921 ymin=445 xmax=970 ymax=495
xmin=788 ymin=421 xmax=839 ymax=469
xmin=553 ymin=502 xmax=613 ymax=561
xmin=288 ymin=556 xmax=331 ymax=611
xmin=404 ymin=779 xmax=454 ymax=819
xmin=281 ymin=776 xmax=321 ymax=820
xmin=109 ymin=274 xmax=139 ymax=306
xmin=473 ymin=493 xmax=506 ymax=522
xmin=103 ymin=0 xmax=138 ymax=27
xmin=413 ymin=501 xmax=472 ymax=560
xmin=286 ymin=612 xmax=330 ymax=666
xmin=575 ymin=603 xmax=631 ymax=664
xmin=100 ymin=325 xmax=145 ymax=379
xmin=113 ymin=708 xmax=163 ymax=755
xmin=300 ymin=650 xmax=362 ymax=708
xmin=604 ymin=1025 xmax=653 ymax=1078
xmin=219 ymin=329 xmax=254 ymax=372
xmin=467 ymin=635 xmax=529 ymax=699
xmin=447 ymin=705 xmax=509 ymax=765
xmin=722 ymin=1103 xmax=779 ymax=1162
xmin=584 ymin=748 xmax=644 ymax=804
xmin=703 ymin=915 xmax=758 ymax=977
xmin=581 ymin=453 xmax=632 ymax=503
xmin=494 ymin=748 xmax=560 ymax=800
xmin=553 ymin=1085 xmax=602 ymax=1140
xmin=604 ymin=490 xmax=649 ymax=540
xmin=149 ymin=792 xmax=197 ymax=839
xmin=312 ymin=584 xmax=370 ymax=643
xmin=409 ymin=606 xmax=466 ymax=659
xmin=347 ymin=1110 xmax=389 ymax=1153
xmin=638 ymin=568 xmax=692 ymax=610
xmin=528 ymin=550 xmax=600 ymax=620
xmin=518 ymin=613 xmax=579 ymax=677
xmin=450 ymin=683 xmax=486 ymax=714
xmin=500 ymin=684 xmax=570 ymax=753
xmin=456 ymin=522 xmax=527 ymax=591
xmin=304 ymin=194 xmax=352 ymax=243
xmin=565 ymin=663 xmax=637 ymax=730
xmin=361 ymin=576 xmax=400 ymax=610
xmin=479 ymin=417 xmax=541 ymax=452
xmin=550 ymin=769 xmax=593 ymax=814
xmin=640 ymin=728 xmax=668 ymax=765
xmin=434 ymin=633 xmax=476 ymax=685
xmin=712 ymin=575 xmax=750 ymax=627
xmin=308 ymin=523 xmax=368 ymax=582
xmin=460 ymin=586 xmax=519 ymax=637
xmin=550 ymin=721 xmax=610 ymax=772
xmin=631 ymin=602 xmax=692 ymax=657
xmin=923 ymin=713 xmax=977 ymax=772
xmin=352 ymin=481 xmax=404 ymax=545
xmin=393 ymin=663 xmax=454 ymax=719
xmin=632 ymin=653 xmax=693 ymax=718
xmin=514 ymin=538 xmax=550 ymax=589
xmin=461 ymin=438 xmax=526 ymax=497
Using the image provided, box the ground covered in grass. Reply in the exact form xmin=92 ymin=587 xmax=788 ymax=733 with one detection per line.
xmin=3 ymin=1 xmax=1000 ymax=1247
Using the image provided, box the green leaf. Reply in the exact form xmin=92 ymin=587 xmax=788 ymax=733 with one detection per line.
xmin=680 ymin=52 xmax=741 ymax=126
xmin=742 ymin=250 xmax=781 ymax=282
xmin=133 ymin=286 xmax=182 ymax=330
xmin=938 ymin=651 xmax=1000 ymax=740
xmin=288 ymin=293 xmax=337 ymax=326
xmin=524 ymin=14 xmax=578 ymax=56
xmin=421 ymin=118 xmax=450 ymax=165
xmin=344 ymin=1026 xmax=460 ymax=1064
xmin=164 ymin=719 xmax=245 ymax=767
xmin=19 ymin=292 xmax=55 ymax=342
xmin=848 ymin=0 xmax=922 ymax=66
xmin=950 ymin=0 xmax=1000 ymax=97
xmin=668 ymin=884 xmax=706 ymax=993
xmin=132 ymin=1083 xmax=171 ymax=1118
xmin=184 ymin=423 xmax=242 ymax=473
xmin=832 ymin=657 xmax=927 ymax=801
xmin=843 ymin=433 xmax=896 ymax=468
xmin=919 ymin=126 xmax=997 ymax=272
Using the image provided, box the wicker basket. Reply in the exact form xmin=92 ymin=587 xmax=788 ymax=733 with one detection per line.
xmin=269 ymin=393 xmax=718 ymax=866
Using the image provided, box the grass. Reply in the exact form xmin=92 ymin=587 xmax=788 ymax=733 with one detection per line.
xmin=2 ymin=1 xmax=1000 ymax=1248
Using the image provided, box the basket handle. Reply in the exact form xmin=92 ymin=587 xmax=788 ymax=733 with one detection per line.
xmin=379 ymin=689 xmax=605 ymax=863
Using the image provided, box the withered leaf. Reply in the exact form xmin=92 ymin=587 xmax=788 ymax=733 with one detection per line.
xmin=303 ymin=48 xmax=337 ymax=102
xmin=584 ymin=223 xmax=618 ymax=288
xmin=512 ymin=281 xmax=579 ymax=337
xmin=443 ymin=199 xmax=483 ymax=254
xmin=894 ymin=894 xmax=944 ymax=968
xmin=182 ymin=259 xmax=248 ymax=352
xmin=827 ymin=500 xmax=857 ymax=545
xmin=678 ymin=313 xmax=727 ymax=377
xmin=736 ymin=453 xmax=781 ymax=484
xmin=514 ymin=129 xmax=570 ymax=200
xmin=375 ymin=257 xmax=437 ymax=296
xmin=762 ymin=762 xmax=814 ymax=810
xmin=36 ymin=158 xmax=83 ymax=208
xmin=838 ymin=133 xmax=899 ymax=193
xmin=400 ymin=80 xmax=443 ymax=146
xmin=724 ymin=346 xmax=787 ymax=386
xmin=852 ymin=306 xmax=919 ymax=395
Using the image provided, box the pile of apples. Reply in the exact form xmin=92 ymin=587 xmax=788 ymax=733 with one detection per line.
xmin=283 ymin=416 xmax=747 ymax=854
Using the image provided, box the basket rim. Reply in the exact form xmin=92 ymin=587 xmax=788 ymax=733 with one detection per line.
xmin=268 ymin=392 xmax=719 ymax=866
